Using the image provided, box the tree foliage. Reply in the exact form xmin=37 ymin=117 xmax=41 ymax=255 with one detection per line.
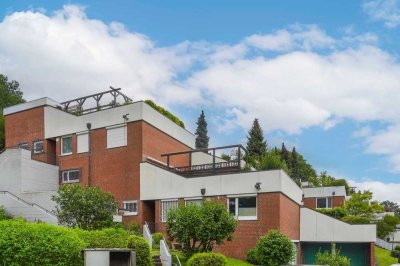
xmin=256 ymin=151 xmax=290 ymax=174
xmin=246 ymin=118 xmax=267 ymax=158
xmin=255 ymin=230 xmax=295 ymax=266
xmin=0 ymin=74 xmax=25 ymax=150
xmin=0 ymin=206 xmax=12 ymax=220
xmin=344 ymin=190 xmax=384 ymax=220
xmin=377 ymin=215 xmax=400 ymax=239
xmin=382 ymin=200 xmax=400 ymax=218
xmin=195 ymin=110 xmax=210 ymax=149
xmin=166 ymin=200 xmax=237 ymax=257
xmin=52 ymin=185 xmax=118 ymax=230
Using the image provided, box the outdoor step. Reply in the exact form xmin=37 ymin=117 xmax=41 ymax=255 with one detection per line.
xmin=152 ymin=255 xmax=162 ymax=266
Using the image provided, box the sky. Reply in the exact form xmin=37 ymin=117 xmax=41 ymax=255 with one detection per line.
xmin=1 ymin=0 xmax=400 ymax=203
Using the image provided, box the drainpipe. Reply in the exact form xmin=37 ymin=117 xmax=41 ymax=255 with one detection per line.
xmin=87 ymin=123 xmax=92 ymax=186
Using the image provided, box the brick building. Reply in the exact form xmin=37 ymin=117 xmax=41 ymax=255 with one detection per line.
xmin=0 ymin=89 xmax=376 ymax=265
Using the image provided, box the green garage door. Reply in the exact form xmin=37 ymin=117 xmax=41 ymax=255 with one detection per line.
xmin=302 ymin=243 xmax=369 ymax=266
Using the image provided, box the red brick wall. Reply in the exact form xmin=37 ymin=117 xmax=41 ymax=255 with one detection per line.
xmin=303 ymin=196 xmax=345 ymax=209
xmin=303 ymin=197 xmax=316 ymax=209
xmin=332 ymin=196 xmax=345 ymax=207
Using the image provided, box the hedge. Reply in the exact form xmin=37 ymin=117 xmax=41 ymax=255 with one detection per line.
xmin=127 ymin=235 xmax=151 ymax=266
xmin=75 ymin=227 xmax=130 ymax=248
xmin=0 ymin=219 xmax=85 ymax=266
xmin=187 ymin=253 xmax=227 ymax=266
xmin=245 ymin=247 xmax=259 ymax=265
xmin=0 ymin=206 xmax=12 ymax=220
xmin=145 ymin=100 xmax=185 ymax=128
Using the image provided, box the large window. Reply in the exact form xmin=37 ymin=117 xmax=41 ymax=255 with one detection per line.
xmin=185 ymin=198 xmax=203 ymax=206
xmin=107 ymin=125 xmax=127 ymax=149
xmin=61 ymin=136 xmax=72 ymax=155
xmin=316 ymin=197 xmax=332 ymax=209
xmin=77 ymin=133 xmax=88 ymax=153
xmin=61 ymin=169 xmax=80 ymax=183
xmin=228 ymin=196 xmax=257 ymax=220
xmin=123 ymin=200 xmax=138 ymax=216
xmin=161 ymin=199 xmax=178 ymax=222
xmin=32 ymin=140 xmax=44 ymax=154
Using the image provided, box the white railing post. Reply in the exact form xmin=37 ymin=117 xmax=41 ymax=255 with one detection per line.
xmin=160 ymin=240 xmax=172 ymax=266
xmin=143 ymin=222 xmax=153 ymax=247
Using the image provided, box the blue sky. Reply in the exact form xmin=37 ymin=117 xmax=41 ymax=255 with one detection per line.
xmin=1 ymin=0 xmax=400 ymax=202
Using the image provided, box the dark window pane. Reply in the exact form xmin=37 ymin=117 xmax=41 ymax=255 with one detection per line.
xmin=327 ymin=197 xmax=332 ymax=208
xmin=317 ymin=198 xmax=327 ymax=208
xmin=238 ymin=197 xmax=256 ymax=217
xmin=229 ymin=198 xmax=236 ymax=215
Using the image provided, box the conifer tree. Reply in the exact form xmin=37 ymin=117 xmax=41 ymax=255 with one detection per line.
xmin=246 ymin=118 xmax=267 ymax=157
xmin=195 ymin=110 xmax=209 ymax=149
xmin=291 ymin=147 xmax=299 ymax=180
xmin=281 ymin=142 xmax=290 ymax=166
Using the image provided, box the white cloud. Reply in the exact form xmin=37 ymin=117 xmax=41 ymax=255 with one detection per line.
xmin=350 ymin=179 xmax=400 ymax=204
xmin=363 ymin=0 xmax=400 ymax=28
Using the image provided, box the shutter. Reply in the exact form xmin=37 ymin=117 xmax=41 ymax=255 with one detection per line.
xmin=107 ymin=126 xmax=127 ymax=148
xmin=77 ymin=133 xmax=89 ymax=153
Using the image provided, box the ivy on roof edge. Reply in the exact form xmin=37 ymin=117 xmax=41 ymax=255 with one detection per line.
xmin=145 ymin=100 xmax=185 ymax=129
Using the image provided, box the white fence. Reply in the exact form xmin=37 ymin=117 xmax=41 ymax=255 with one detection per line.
xmin=143 ymin=222 xmax=153 ymax=247
xmin=160 ymin=240 xmax=171 ymax=266
xmin=376 ymin=238 xmax=395 ymax=250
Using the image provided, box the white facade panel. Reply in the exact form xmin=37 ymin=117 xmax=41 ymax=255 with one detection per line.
xmin=107 ymin=126 xmax=127 ymax=149
xmin=191 ymin=152 xmax=226 ymax=165
xmin=77 ymin=133 xmax=89 ymax=153
xmin=140 ymin=162 xmax=303 ymax=204
xmin=302 ymin=186 xmax=347 ymax=198
xmin=3 ymin=97 xmax=60 ymax=116
xmin=300 ymin=207 xmax=376 ymax=242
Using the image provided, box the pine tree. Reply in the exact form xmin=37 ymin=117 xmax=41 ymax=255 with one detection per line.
xmin=291 ymin=147 xmax=299 ymax=181
xmin=246 ymin=118 xmax=267 ymax=157
xmin=195 ymin=110 xmax=209 ymax=149
xmin=281 ymin=142 xmax=290 ymax=166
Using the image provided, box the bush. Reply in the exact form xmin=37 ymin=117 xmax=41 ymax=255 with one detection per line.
xmin=246 ymin=247 xmax=260 ymax=265
xmin=187 ymin=253 xmax=227 ymax=266
xmin=128 ymin=220 xmax=142 ymax=235
xmin=318 ymin=208 xmax=347 ymax=219
xmin=341 ymin=215 xmax=370 ymax=224
xmin=391 ymin=250 xmax=400 ymax=258
xmin=152 ymin=232 xmax=164 ymax=249
xmin=145 ymin=100 xmax=185 ymax=128
xmin=316 ymin=249 xmax=350 ymax=266
xmin=127 ymin=235 xmax=151 ymax=266
xmin=0 ymin=219 xmax=85 ymax=265
xmin=0 ymin=206 xmax=12 ymax=220
xmin=256 ymin=230 xmax=294 ymax=266
xmin=75 ymin=227 xmax=130 ymax=248
xmin=395 ymin=245 xmax=400 ymax=252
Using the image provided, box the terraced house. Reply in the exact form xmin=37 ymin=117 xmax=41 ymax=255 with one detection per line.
xmin=0 ymin=88 xmax=376 ymax=265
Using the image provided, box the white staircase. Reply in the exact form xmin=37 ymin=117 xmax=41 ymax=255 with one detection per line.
xmin=0 ymin=191 xmax=57 ymax=224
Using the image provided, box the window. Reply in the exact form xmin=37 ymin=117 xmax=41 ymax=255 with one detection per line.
xmin=228 ymin=196 xmax=257 ymax=220
xmin=185 ymin=198 xmax=203 ymax=206
xmin=161 ymin=199 xmax=178 ymax=222
xmin=123 ymin=201 xmax=138 ymax=216
xmin=77 ymin=133 xmax=88 ymax=153
xmin=316 ymin=197 xmax=332 ymax=209
xmin=61 ymin=169 xmax=80 ymax=183
xmin=61 ymin=136 xmax=72 ymax=155
xmin=107 ymin=125 xmax=127 ymax=149
xmin=33 ymin=140 xmax=44 ymax=154
xmin=18 ymin=142 xmax=29 ymax=150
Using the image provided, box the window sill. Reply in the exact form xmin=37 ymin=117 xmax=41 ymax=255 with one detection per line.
xmin=60 ymin=153 xmax=73 ymax=157
xmin=237 ymin=216 xmax=257 ymax=221
xmin=62 ymin=180 xmax=80 ymax=184
xmin=123 ymin=212 xmax=138 ymax=216
xmin=106 ymin=145 xmax=127 ymax=150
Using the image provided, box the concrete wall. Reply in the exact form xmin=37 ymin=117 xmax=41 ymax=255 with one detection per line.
xmin=140 ymin=162 xmax=302 ymax=204
xmin=302 ymin=186 xmax=347 ymax=198
xmin=300 ymin=207 xmax=376 ymax=242
xmin=191 ymin=152 xmax=226 ymax=165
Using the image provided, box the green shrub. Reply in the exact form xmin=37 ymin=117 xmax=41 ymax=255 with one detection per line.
xmin=128 ymin=220 xmax=142 ymax=235
xmin=316 ymin=249 xmax=350 ymax=266
xmin=145 ymin=100 xmax=185 ymax=128
xmin=0 ymin=219 xmax=85 ymax=266
xmin=395 ymin=245 xmax=400 ymax=252
xmin=152 ymin=232 xmax=164 ymax=249
xmin=187 ymin=253 xmax=227 ymax=266
xmin=391 ymin=250 xmax=400 ymax=258
xmin=0 ymin=206 xmax=12 ymax=220
xmin=318 ymin=207 xmax=347 ymax=219
xmin=245 ymin=247 xmax=260 ymax=265
xmin=341 ymin=215 xmax=370 ymax=224
xmin=75 ymin=227 xmax=130 ymax=248
xmin=127 ymin=235 xmax=151 ymax=266
xmin=256 ymin=230 xmax=294 ymax=266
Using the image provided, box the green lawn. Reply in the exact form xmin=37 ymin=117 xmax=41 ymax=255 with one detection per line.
xmin=375 ymin=246 xmax=397 ymax=266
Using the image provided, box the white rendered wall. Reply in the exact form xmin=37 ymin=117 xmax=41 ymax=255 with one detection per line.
xmin=44 ymin=101 xmax=195 ymax=148
xmin=302 ymin=186 xmax=347 ymax=198
xmin=191 ymin=152 xmax=226 ymax=165
xmin=140 ymin=162 xmax=302 ymax=204
xmin=300 ymin=207 xmax=376 ymax=242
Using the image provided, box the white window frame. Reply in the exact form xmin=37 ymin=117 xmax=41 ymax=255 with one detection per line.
xmin=123 ymin=200 xmax=138 ymax=216
xmin=32 ymin=140 xmax=44 ymax=154
xmin=316 ymin=197 xmax=332 ymax=209
xmin=106 ymin=124 xmax=127 ymax=149
xmin=61 ymin=169 xmax=80 ymax=183
xmin=161 ymin=199 xmax=178 ymax=223
xmin=18 ymin=142 xmax=29 ymax=150
xmin=227 ymin=194 xmax=257 ymax=221
xmin=184 ymin=197 xmax=203 ymax=206
xmin=61 ymin=136 xmax=72 ymax=156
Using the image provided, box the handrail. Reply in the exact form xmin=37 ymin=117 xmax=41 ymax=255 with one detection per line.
xmin=0 ymin=191 xmax=56 ymax=217
xmin=160 ymin=239 xmax=172 ymax=266
xmin=174 ymin=254 xmax=182 ymax=266
xmin=143 ymin=221 xmax=153 ymax=247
